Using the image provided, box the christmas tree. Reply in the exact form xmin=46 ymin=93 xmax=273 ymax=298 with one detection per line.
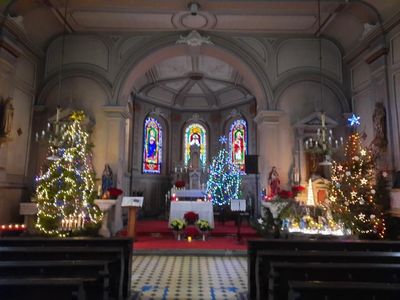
xmin=35 ymin=111 xmax=103 ymax=237
xmin=206 ymin=136 xmax=242 ymax=207
xmin=329 ymin=132 xmax=385 ymax=238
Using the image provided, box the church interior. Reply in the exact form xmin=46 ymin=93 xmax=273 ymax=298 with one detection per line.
xmin=1 ymin=0 xmax=400 ymax=299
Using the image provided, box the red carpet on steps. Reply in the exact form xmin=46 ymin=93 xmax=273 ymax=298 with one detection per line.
xmin=119 ymin=220 xmax=260 ymax=251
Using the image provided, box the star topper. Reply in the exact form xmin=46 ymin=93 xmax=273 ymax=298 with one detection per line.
xmin=219 ymin=135 xmax=227 ymax=144
xmin=348 ymin=113 xmax=360 ymax=127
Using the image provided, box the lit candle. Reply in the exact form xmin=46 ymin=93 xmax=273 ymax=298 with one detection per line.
xmin=335 ymin=140 xmax=338 ymax=147
xmin=97 ymin=185 xmax=102 ymax=198
xmin=188 ymin=236 xmax=192 ymax=242
xmin=47 ymin=122 xmax=51 ymax=131
xmin=329 ymin=129 xmax=332 ymax=136
xmin=41 ymin=130 xmax=45 ymax=138
xmin=35 ymin=132 xmax=39 ymax=142
xmin=328 ymin=136 xmax=332 ymax=144
xmin=174 ymin=167 xmax=177 ymax=173
xmin=340 ymin=137 xmax=344 ymax=145
xmin=305 ymin=140 xmax=309 ymax=149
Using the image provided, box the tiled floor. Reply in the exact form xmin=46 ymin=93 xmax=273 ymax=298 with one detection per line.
xmin=131 ymin=256 xmax=248 ymax=300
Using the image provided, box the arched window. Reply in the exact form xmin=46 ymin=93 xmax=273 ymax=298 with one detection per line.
xmin=229 ymin=119 xmax=247 ymax=171
xmin=184 ymin=123 xmax=207 ymax=167
xmin=143 ymin=117 xmax=162 ymax=174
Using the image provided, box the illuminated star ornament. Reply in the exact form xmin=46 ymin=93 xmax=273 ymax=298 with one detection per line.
xmin=348 ymin=113 xmax=360 ymax=127
xmin=219 ymin=135 xmax=227 ymax=144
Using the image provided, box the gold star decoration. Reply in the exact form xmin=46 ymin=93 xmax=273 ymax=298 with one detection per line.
xmin=360 ymin=149 xmax=366 ymax=156
xmin=351 ymin=191 xmax=357 ymax=198
xmin=360 ymin=178 xmax=368 ymax=185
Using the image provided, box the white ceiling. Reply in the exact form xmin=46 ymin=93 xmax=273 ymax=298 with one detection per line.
xmin=135 ymin=55 xmax=252 ymax=110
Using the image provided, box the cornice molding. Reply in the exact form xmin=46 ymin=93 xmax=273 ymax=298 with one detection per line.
xmin=254 ymin=110 xmax=285 ymax=125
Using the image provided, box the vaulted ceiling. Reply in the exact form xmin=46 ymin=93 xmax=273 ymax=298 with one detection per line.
xmin=2 ymin=0 xmax=400 ymax=110
xmin=4 ymin=0 xmax=400 ymax=52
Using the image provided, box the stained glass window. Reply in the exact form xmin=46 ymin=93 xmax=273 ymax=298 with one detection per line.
xmin=143 ymin=117 xmax=162 ymax=174
xmin=184 ymin=123 xmax=207 ymax=167
xmin=229 ymin=119 xmax=247 ymax=171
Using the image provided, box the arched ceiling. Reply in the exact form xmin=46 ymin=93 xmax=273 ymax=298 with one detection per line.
xmin=134 ymin=55 xmax=253 ymax=111
xmin=3 ymin=0 xmax=400 ymax=53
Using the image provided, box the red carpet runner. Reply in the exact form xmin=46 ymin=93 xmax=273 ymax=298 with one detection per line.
xmin=120 ymin=220 xmax=259 ymax=250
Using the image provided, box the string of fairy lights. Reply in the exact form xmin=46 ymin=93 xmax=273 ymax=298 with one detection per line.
xmin=206 ymin=136 xmax=242 ymax=206
xmin=35 ymin=112 xmax=102 ymax=237
xmin=329 ymin=132 xmax=385 ymax=238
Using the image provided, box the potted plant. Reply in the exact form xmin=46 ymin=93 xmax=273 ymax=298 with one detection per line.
xmin=170 ymin=219 xmax=186 ymax=240
xmin=197 ymin=219 xmax=212 ymax=241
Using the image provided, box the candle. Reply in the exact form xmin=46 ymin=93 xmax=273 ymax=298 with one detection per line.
xmin=328 ymin=136 xmax=332 ymax=144
xmin=329 ymin=129 xmax=332 ymax=136
xmin=335 ymin=140 xmax=338 ymax=147
xmin=97 ymin=185 xmax=102 ymax=197
xmin=340 ymin=137 xmax=344 ymax=145
xmin=188 ymin=236 xmax=192 ymax=242
xmin=35 ymin=132 xmax=39 ymax=141
xmin=305 ymin=140 xmax=309 ymax=149
xmin=41 ymin=130 xmax=45 ymax=138
xmin=174 ymin=167 xmax=177 ymax=173
xmin=47 ymin=122 xmax=51 ymax=131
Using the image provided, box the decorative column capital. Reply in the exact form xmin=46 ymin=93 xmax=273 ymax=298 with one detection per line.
xmin=254 ymin=110 xmax=285 ymax=125
xmin=103 ymin=105 xmax=130 ymax=119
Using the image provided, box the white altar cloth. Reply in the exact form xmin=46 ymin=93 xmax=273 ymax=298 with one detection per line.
xmin=173 ymin=189 xmax=206 ymax=198
xmin=169 ymin=201 xmax=214 ymax=228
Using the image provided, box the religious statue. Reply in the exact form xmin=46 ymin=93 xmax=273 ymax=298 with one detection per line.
xmin=190 ymin=132 xmax=201 ymax=146
xmin=371 ymin=102 xmax=387 ymax=150
xmin=0 ymin=97 xmax=13 ymax=138
xmin=101 ymin=164 xmax=114 ymax=196
xmin=268 ymin=166 xmax=280 ymax=198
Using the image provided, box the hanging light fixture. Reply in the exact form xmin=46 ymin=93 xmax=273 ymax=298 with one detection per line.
xmin=35 ymin=0 xmax=69 ymax=160
xmin=304 ymin=0 xmax=343 ymax=166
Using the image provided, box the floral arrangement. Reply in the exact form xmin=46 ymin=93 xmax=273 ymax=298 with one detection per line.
xmin=197 ymin=219 xmax=211 ymax=231
xmin=184 ymin=211 xmax=199 ymax=224
xmin=170 ymin=219 xmax=186 ymax=231
xmin=108 ymin=187 xmax=123 ymax=199
xmin=175 ymin=180 xmax=185 ymax=188
xmin=185 ymin=226 xmax=199 ymax=237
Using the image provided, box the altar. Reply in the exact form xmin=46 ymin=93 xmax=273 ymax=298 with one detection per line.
xmin=169 ymin=201 xmax=214 ymax=228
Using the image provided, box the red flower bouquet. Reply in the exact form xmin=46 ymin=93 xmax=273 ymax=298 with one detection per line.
xmin=184 ymin=211 xmax=199 ymax=225
xmin=108 ymin=187 xmax=123 ymax=199
xmin=278 ymin=190 xmax=293 ymax=199
xmin=175 ymin=180 xmax=185 ymax=188
xmin=291 ymin=185 xmax=305 ymax=196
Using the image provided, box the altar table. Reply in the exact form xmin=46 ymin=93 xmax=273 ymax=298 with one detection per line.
xmin=169 ymin=201 xmax=214 ymax=228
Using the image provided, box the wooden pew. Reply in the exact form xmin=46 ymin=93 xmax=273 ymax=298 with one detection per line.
xmin=0 ymin=237 xmax=132 ymax=300
xmin=269 ymin=262 xmax=400 ymax=300
xmin=255 ymin=250 xmax=400 ymax=300
xmin=248 ymin=239 xmax=400 ymax=299
xmin=0 ymin=277 xmax=92 ymax=300
xmin=0 ymin=237 xmax=132 ymax=299
xmin=0 ymin=260 xmax=110 ymax=300
xmin=288 ymin=281 xmax=400 ymax=300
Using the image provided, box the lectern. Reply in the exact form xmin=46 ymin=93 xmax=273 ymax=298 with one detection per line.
xmin=231 ymin=199 xmax=246 ymax=243
xmin=121 ymin=196 xmax=144 ymax=239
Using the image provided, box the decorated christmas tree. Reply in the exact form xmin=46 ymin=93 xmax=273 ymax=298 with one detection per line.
xmin=329 ymin=131 xmax=385 ymax=238
xmin=206 ymin=136 xmax=242 ymax=207
xmin=35 ymin=111 xmax=103 ymax=237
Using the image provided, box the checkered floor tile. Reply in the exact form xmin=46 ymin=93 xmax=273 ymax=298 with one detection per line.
xmin=131 ymin=256 xmax=248 ymax=300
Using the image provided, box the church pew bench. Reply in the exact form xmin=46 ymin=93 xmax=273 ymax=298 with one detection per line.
xmin=0 ymin=277 xmax=96 ymax=300
xmin=255 ymin=250 xmax=400 ymax=300
xmin=0 ymin=237 xmax=133 ymax=299
xmin=247 ymin=239 xmax=400 ymax=299
xmin=0 ymin=260 xmax=110 ymax=300
xmin=0 ymin=246 xmax=125 ymax=300
xmin=269 ymin=262 xmax=400 ymax=300
xmin=287 ymin=280 xmax=400 ymax=300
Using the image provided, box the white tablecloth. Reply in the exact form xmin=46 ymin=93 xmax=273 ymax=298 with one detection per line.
xmin=169 ymin=201 xmax=214 ymax=228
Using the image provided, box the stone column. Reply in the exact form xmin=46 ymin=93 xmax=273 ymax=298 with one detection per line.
xmin=102 ymin=105 xmax=130 ymax=234
xmin=364 ymin=43 xmax=393 ymax=170
xmin=254 ymin=110 xmax=285 ymax=214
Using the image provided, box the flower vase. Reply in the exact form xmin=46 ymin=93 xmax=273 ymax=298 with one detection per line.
xmin=174 ymin=231 xmax=182 ymax=241
xmin=201 ymin=231 xmax=208 ymax=241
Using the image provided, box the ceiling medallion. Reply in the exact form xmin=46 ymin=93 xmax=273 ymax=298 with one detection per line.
xmin=176 ymin=30 xmax=213 ymax=47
